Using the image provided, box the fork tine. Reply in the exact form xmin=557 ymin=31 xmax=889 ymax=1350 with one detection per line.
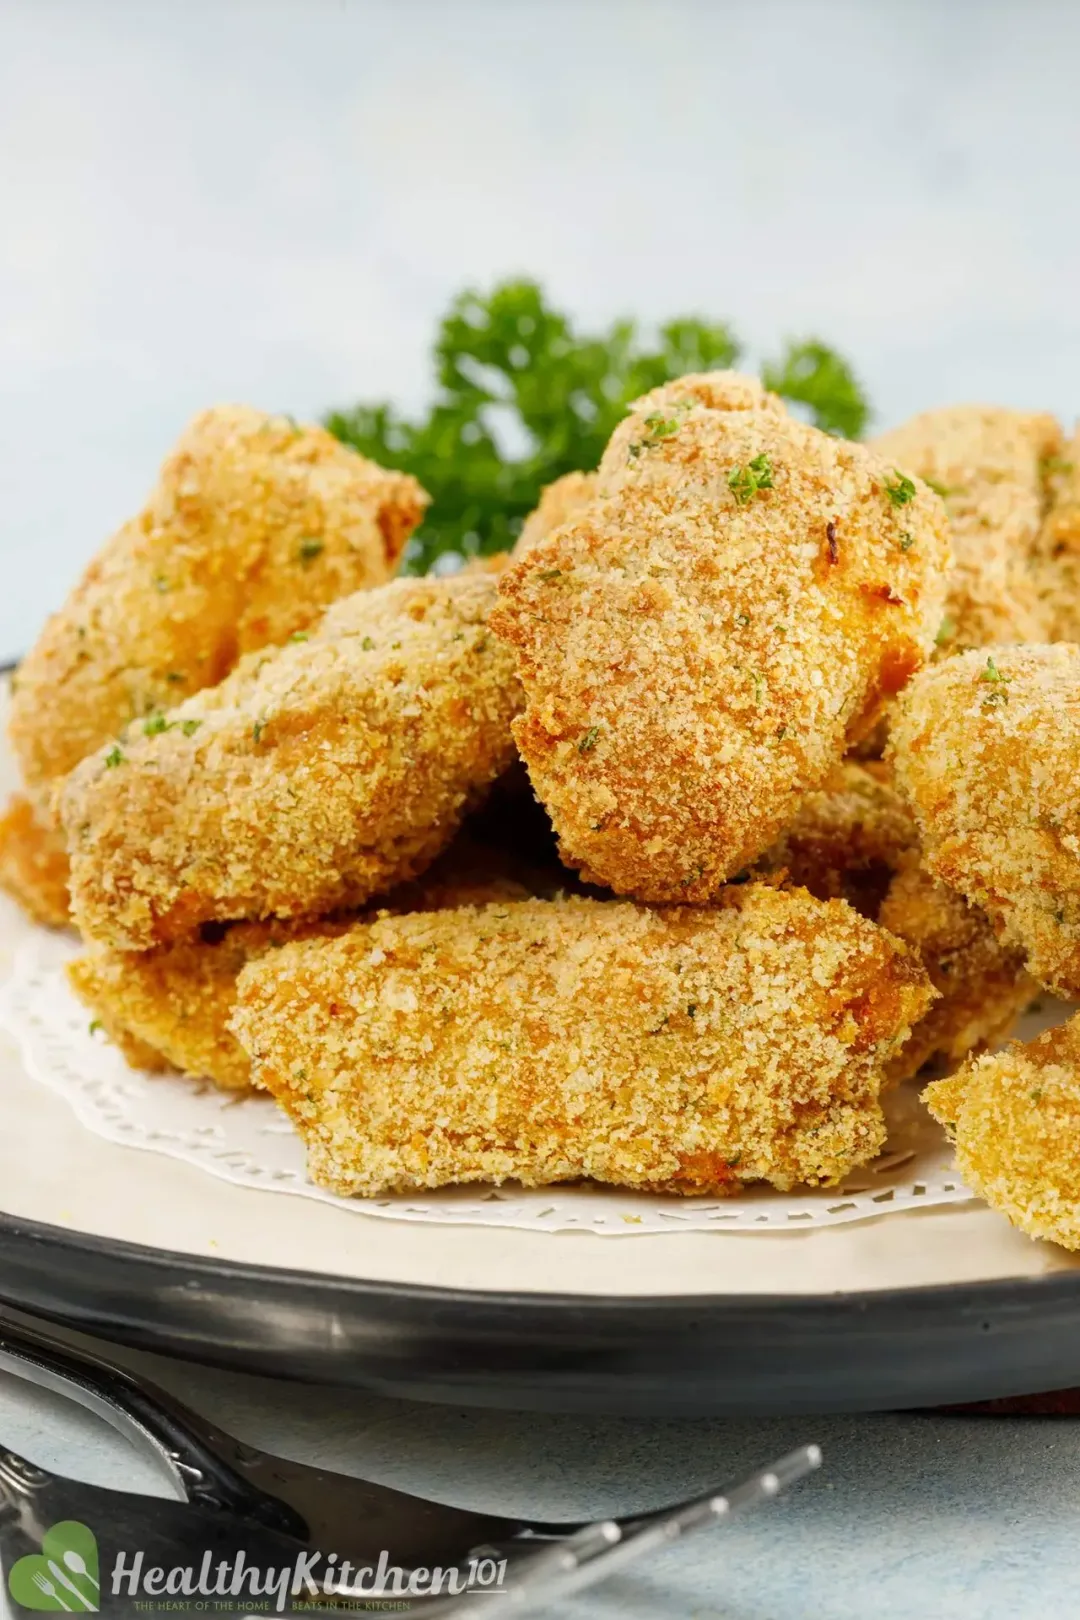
xmin=420 ymin=1444 xmax=822 ymax=1614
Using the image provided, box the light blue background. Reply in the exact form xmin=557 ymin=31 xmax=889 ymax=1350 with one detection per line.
xmin=2 ymin=0 xmax=1079 ymax=658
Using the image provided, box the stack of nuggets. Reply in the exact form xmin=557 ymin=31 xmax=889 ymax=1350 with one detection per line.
xmin=14 ymin=367 xmax=1080 ymax=1232
xmin=2 ymin=405 xmax=427 ymax=923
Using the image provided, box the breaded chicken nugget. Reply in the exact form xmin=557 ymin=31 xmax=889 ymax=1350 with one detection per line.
xmin=625 ymin=370 xmax=786 ymax=421
xmin=889 ymin=643 xmax=1080 ymax=997
xmin=231 ymin=886 xmax=933 ymax=1198
xmin=65 ymin=837 xmax=538 ymax=1090
xmin=925 ymin=1016 xmax=1080 ymax=1250
xmin=492 ymin=380 xmax=950 ymax=901
xmin=59 ymin=574 xmax=522 ymax=951
xmin=0 ymin=793 xmax=71 ymax=927
xmin=10 ymin=406 xmax=427 ymax=813
xmin=1034 ymin=427 xmax=1080 ymax=641
xmin=878 ymin=863 xmax=1033 ymax=1081
xmin=751 ymin=762 xmax=1031 ymax=1080
xmin=511 ymin=374 xmax=784 ymax=560
xmin=514 ymin=472 xmax=598 ymax=557
xmin=752 ymin=762 xmax=917 ymax=918
xmin=68 ymin=919 xmax=333 ymax=1090
xmin=873 ymin=405 xmax=1061 ymax=650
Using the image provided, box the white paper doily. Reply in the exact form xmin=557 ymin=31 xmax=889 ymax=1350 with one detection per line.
xmin=0 ymin=925 xmax=1018 ymax=1235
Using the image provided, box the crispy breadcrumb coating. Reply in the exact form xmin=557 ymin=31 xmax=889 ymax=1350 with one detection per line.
xmin=925 ymin=1016 xmax=1080 ymax=1250
xmin=0 ymin=794 xmax=71 ymax=927
xmin=1034 ymin=427 xmax=1080 ymax=641
xmin=751 ymin=762 xmax=1030 ymax=1080
xmin=889 ymin=643 xmax=1080 ymax=996
xmin=511 ymin=375 xmax=784 ymax=561
xmin=752 ymin=762 xmax=916 ymax=919
xmin=231 ymin=886 xmax=933 ymax=1198
xmin=514 ymin=472 xmax=598 ymax=557
xmin=10 ymin=406 xmax=427 ymax=814
xmin=59 ymin=575 xmax=522 ymax=951
xmin=873 ymin=405 xmax=1061 ymax=650
xmin=66 ymin=838 xmax=539 ymax=1090
xmin=68 ymin=918 xmax=333 ymax=1090
xmin=492 ymin=378 xmax=950 ymax=901
xmin=625 ymin=370 xmax=786 ymax=421
xmin=878 ymin=862 xmax=1033 ymax=1081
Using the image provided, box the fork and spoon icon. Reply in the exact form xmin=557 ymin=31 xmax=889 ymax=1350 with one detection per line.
xmin=28 ymin=1550 xmax=99 ymax=1612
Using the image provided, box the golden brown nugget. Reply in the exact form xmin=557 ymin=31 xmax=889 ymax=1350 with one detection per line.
xmin=873 ymin=405 xmax=1062 ymax=650
xmin=1034 ymin=427 xmax=1080 ymax=641
xmin=925 ymin=1016 xmax=1080 ymax=1251
xmin=0 ymin=794 xmax=71 ymax=928
xmin=752 ymin=763 xmax=1030 ymax=1080
xmin=889 ymin=643 xmax=1080 ymax=997
xmin=231 ymin=887 xmax=933 ymax=1198
xmin=68 ymin=919 xmax=328 ymax=1090
xmin=10 ymin=406 xmax=427 ymax=813
xmin=878 ymin=863 xmax=1033 ymax=1082
xmin=66 ymin=839 xmax=537 ymax=1090
xmin=513 ymin=471 xmax=598 ymax=557
xmin=493 ymin=382 xmax=950 ymax=901
xmin=59 ymin=574 xmax=522 ymax=951
xmin=752 ymin=762 xmax=917 ymax=919
xmin=511 ymin=374 xmax=783 ymax=560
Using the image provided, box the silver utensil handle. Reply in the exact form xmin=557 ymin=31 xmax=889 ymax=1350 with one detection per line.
xmin=0 ymin=1313 xmax=305 ymax=1538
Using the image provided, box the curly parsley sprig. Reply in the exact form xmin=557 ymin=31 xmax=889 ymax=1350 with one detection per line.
xmin=326 ymin=280 xmax=871 ymax=572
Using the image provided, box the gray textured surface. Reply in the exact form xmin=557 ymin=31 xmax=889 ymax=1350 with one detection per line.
xmin=0 ymin=1317 xmax=1077 ymax=1618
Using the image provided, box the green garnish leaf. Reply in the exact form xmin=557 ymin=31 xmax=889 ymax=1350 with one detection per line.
xmin=899 ymin=531 xmax=915 ymax=551
xmin=289 ymin=631 xmax=310 ymax=642
xmin=180 ymin=718 xmax=202 ymax=736
xmin=143 ymin=713 xmax=172 ymax=737
xmin=761 ymin=340 xmax=869 ymax=439
xmin=935 ymin=615 xmax=956 ymax=647
xmin=884 ymin=471 xmax=917 ymax=507
xmin=297 ymin=538 xmax=324 ymax=563
xmin=728 ymin=454 xmax=774 ymax=506
xmin=104 ymin=746 xmax=124 ymax=768
xmin=325 ymin=280 xmax=868 ymax=572
xmin=979 ymin=655 xmax=1011 ymax=706
xmin=252 ymin=720 xmax=266 ymax=744
xmin=578 ymin=725 xmax=601 ymax=753
xmin=924 ymin=477 xmax=952 ymax=498
xmin=88 ymin=1019 xmax=103 ymax=1035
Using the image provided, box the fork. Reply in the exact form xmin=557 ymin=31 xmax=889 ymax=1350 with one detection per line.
xmin=0 ymin=1313 xmax=821 ymax=1611
xmin=31 ymin=1570 xmax=72 ymax=1611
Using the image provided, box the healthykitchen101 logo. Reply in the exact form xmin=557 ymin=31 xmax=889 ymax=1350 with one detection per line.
xmin=7 ymin=1518 xmax=510 ymax=1612
xmin=7 ymin=1520 xmax=99 ymax=1611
